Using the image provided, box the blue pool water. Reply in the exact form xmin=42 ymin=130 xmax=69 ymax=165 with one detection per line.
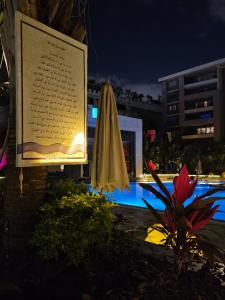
xmin=106 ymin=182 xmax=225 ymax=221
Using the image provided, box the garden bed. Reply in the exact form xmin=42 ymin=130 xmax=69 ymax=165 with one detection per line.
xmin=111 ymin=204 xmax=225 ymax=248
xmin=0 ymin=234 xmax=225 ymax=300
xmin=1 ymin=178 xmax=225 ymax=299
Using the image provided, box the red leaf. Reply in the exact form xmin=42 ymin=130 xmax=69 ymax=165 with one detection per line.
xmin=148 ymin=160 xmax=156 ymax=170
xmin=190 ymin=205 xmax=219 ymax=232
xmin=187 ymin=210 xmax=200 ymax=224
xmin=164 ymin=208 xmax=176 ymax=232
xmin=173 ymin=165 xmax=197 ymax=204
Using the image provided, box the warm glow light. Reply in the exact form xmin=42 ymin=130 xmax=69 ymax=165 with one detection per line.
xmin=31 ymin=133 xmax=86 ymax=165
xmin=71 ymin=132 xmax=85 ymax=147
xmin=67 ymin=132 xmax=85 ymax=156
xmin=145 ymin=224 xmax=165 ymax=245
xmin=37 ymin=157 xmax=87 ymax=165
xmin=145 ymin=224 xmax=203 ymax=256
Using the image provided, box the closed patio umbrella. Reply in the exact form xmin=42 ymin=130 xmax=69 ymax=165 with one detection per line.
xmin=91 ymin=81 xmax=129 ymax=192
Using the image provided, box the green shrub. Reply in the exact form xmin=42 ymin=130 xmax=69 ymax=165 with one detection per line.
xmin=47 ymin=178 xmax=88 ymax=200
xmin=32 ymin=192 xmax=115 ymax=265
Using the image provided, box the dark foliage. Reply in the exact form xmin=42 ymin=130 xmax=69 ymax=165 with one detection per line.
xmin=0 ymin=233 xmax=224 ymax=300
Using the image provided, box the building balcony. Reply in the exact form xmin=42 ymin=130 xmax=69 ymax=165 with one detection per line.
xmin=184 ymin=106 xmax=213 ymax=114
xmin=182 ymin=133 xmax=214 ymax=140
xmin=183 ymin=118 xmax=214 ymax=127
xmin=167 ymin=111 xmax=179 ymax=116
xmin=116 ymin=97 xmax=162 ymax=113
xmin=88 ymin=91 xmax=162 ymax=113
xmin=184 ymin=90 xmax=217 ymax=102
xmin=166 ymin=91 xmax=179 ymax=103
xmin=184 ymin=78 xmax=217 ymax=89
xmin=184 ymin=109 xmax=213 ymax=123
xmin=166 ymin=88 xmax=179 ymax=94
xmin=184 ymin=81 xmax=217 ymax=96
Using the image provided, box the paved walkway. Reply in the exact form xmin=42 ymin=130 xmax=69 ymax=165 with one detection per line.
xmin=112 ymin=204 xmax=225 ymax=250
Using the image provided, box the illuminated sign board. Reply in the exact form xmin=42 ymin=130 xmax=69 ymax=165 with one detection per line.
xmin=15 ymin=12 xmax=87 ymax=167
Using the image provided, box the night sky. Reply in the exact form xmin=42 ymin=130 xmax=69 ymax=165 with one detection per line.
xmin=88 ymin=0 xmax=225 ymax=96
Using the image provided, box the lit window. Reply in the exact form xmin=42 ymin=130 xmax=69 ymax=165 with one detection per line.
xmin=203 ymin=101 xmax=208 ymax=108
xmin=168 ymin=104 xmax=177 ymax=112
xmin=197 ymin=126 xmax=214 ymax=135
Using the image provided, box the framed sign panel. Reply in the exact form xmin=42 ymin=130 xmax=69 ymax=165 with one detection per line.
xmin=15 ymin=11 xmax=87 ymax=167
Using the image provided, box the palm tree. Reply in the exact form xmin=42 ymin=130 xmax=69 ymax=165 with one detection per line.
xmin=137 ymin=93 xmax=144 ymax=103
xmin=0 ymin=0 xmax=86 ymax=254
xmin=131 ymin=91 xmax=138 ymax=102
xmin=146 ymin=95 xmax=152 ymax=103
xmin=201 ymin=143 xmax=225 ymax=174
xmin=124 ymin=89 xmax=132 ymax=100
xmin=115 ymin=86 xmax=123 ymax=98
xmin=146 ymin=134 xmax=183 ymax=173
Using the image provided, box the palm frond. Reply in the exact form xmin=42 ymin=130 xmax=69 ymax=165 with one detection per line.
xmin=19 ymin=0 xmax=38 ymax=18
xmin=70 ymin=21 xmax=86 ymax=42
xmin=47 ymin=0 xmax=63 ymax=24
xmin=48 ymin=0 xmax=73 ymax=33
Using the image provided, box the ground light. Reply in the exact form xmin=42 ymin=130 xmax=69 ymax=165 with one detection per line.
xmin=145 ymin=224 xmax=203 ymax=256
xmin=145 ymin=224 xmax=165 ymax=244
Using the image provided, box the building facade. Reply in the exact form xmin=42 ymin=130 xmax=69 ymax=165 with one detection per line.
xmin=159 ymin=58 xmax=225 ymax=143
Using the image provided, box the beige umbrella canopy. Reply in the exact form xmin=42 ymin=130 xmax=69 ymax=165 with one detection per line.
xmin=91 ymin=81 xmax=129 ymax=192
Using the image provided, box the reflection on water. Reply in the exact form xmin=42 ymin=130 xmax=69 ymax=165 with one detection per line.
xmin=106 ymin=182 xmax=225 ymax=221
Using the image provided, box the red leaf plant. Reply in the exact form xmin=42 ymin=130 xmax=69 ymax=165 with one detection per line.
xmin=140 ymin=165 xmax=225 ymax=276
xmin=148 ymin=160 xmax=156 ymax=171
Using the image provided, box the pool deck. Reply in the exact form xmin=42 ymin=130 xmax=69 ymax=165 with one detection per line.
xmin=136 ymin=173 xmax=224 ymax=183
xmin=111 ymin=204 xmax=225 ymax=250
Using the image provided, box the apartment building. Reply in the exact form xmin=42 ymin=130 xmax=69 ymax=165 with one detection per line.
xmin=158 ymin=58 xmax=225 ymax=143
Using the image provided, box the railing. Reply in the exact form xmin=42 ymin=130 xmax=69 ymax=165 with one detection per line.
xmin=88 ymin=91 xmax=162 ymax=113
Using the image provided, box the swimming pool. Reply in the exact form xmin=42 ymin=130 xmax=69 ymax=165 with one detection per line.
xmin=106 ymin=182 xmax=225 ymax=221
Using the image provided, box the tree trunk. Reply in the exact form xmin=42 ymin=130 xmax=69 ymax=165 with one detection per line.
xmin=0 ymin=0 xmax=48 ymax=255
xmin=1 ymin=0 xmax=86 ymax=255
